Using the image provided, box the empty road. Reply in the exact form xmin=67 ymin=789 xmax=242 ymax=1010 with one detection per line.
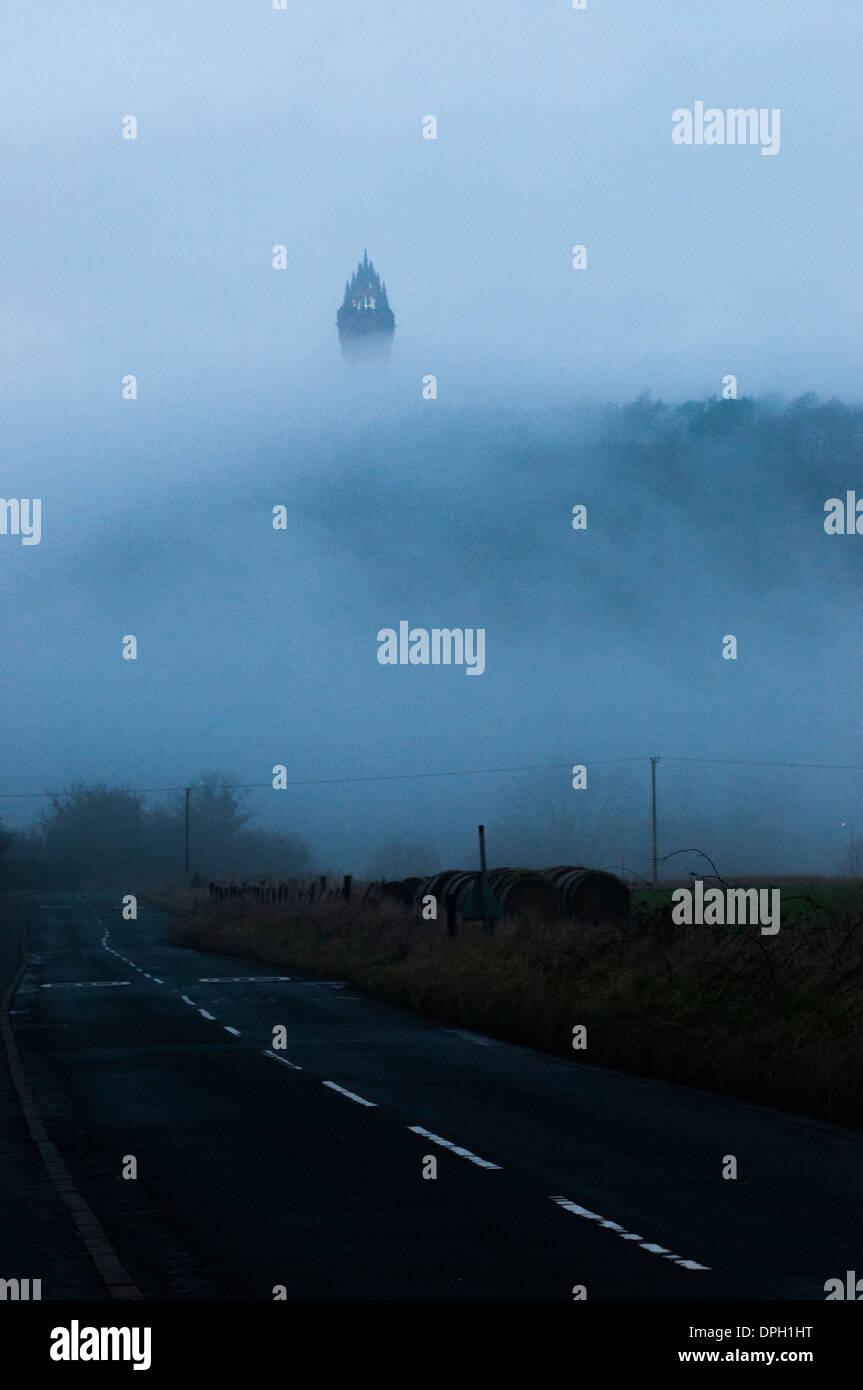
xmin=3 ymin=890 xmax=860 ymax=1300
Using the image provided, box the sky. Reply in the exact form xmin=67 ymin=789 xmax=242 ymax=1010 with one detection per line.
xmin=2 ymin=0 xmax=862 ymax=880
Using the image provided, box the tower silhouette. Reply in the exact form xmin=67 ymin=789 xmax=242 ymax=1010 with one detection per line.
xmin=337 ymin=250 xmax=395 ymax=356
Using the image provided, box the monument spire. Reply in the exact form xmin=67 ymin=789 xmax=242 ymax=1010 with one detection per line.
xmin=337 ymin=250 xmax=395 ymax=355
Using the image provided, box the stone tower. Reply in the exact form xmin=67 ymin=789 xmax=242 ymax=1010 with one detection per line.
xmin=337 ymin=251 xmax=395 ymax=355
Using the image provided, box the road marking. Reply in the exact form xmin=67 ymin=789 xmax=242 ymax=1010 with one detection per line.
xmin=322 ymin=1081 xmax=376 ymax=1107
xmin=1 ymin=919 xmax=141 ymax=1300
xmin=407 ymin=1125 xmax=502 ymax=1169
xmin=261 ymin=1049 xmax=302 ymax=1070
xmin=198 ymin=1009 xmax=216 ymax=1020
xmin=549 ymin=1196 xmax=710 ymax=1270
xmin=40 ymin=981 xmax=131 ymax=989
xmin=224 ymin=1026 xmax=241 ymax=1036
xmin=181 ymin=995 xmax=195 ymax=1005
xmin=153 ymin=978 xmax=164 ymax=984
xmin=198 ymin=976 xmax=292 ymax=983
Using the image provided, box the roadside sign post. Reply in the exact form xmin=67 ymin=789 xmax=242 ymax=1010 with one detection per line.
xmin=460 ymin=826 xmax=504 ymax=926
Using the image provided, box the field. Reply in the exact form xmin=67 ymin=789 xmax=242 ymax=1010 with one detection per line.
xmin=632 ymin=878 xmax=863 ymax=923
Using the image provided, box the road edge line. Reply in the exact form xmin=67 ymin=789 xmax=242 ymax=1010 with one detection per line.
xmin=0 ymin=909 xmax=143 ymax=1300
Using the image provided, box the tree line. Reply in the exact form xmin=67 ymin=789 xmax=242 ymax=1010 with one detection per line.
xmin=0 ymin=776 xmax=310 ymax=888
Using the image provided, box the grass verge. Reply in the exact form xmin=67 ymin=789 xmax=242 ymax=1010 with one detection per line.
xmin=169 ymin=890 xmax=863 ymax=1128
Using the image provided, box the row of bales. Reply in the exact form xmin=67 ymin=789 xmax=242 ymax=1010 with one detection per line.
xmin=206 ymin=866 xmax=631 ymax=929
xmin=405 ymin=866 xmax=631 ymax=931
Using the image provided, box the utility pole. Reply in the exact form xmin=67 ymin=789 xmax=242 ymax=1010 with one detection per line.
xmin=650 ymin=758 xmax=659 ymax=887
xmin=184 ymin=787 xmax=191 ymax=881
xmin=841 ymin=821 xmax=858 ymax=877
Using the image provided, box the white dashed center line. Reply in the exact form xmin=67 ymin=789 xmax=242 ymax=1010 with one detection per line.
xmin=261 ymin=1049 xmax=302 ymax=1070
xmin=322 ymin=1081 xmax=377 ymax=1107
xmin=40 ymin=981 xmax=131 ymax=989
xmin=198 ymin=976 xmax=292 ymax=983
xmin=407 ymin=1125 xmax=502 ymax=1170
xmin=549 ymin=1196 xmax=710 ymax=1270
xmin=85 ymin=904 xmax=713 ymax=1284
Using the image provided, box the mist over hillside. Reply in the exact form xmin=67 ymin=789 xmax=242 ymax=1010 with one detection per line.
xmin=4 ymin=391 xmax=861 ymax=884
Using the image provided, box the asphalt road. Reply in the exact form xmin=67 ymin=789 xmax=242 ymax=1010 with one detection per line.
xmin=3 ymin=890 xmax=861 ymax=1300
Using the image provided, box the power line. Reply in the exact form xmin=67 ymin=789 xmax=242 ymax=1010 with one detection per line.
xmin=661 ymin=757 xmax=863 ymax=772
xmin=0 ymin=759 xmax=642 ymax=801
xmin=1 ymin=754 xmax=863 ymax=802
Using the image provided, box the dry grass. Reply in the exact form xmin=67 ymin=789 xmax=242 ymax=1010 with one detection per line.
xmin=146 ymin=885 xmax=209 ymax=916
xmin=168 ymin=890 xmax=863 ymax=1128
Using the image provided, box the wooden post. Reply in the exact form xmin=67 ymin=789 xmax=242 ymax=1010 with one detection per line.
xmin=650 ymin=758 xmax=659 ymax=887
xmin=479 ymin=824 xmax=491 ymax=934
xmin=184 ymin=787 xmax=191 ymax=881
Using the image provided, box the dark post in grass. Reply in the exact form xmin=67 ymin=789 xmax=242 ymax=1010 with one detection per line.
xmin=479 ymin=824 xmax=492 ymax=935
xmin=650 ymin=758 xmax=659 ymax=888
xmin=184 ymin=786 xmax=191 ymax=882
